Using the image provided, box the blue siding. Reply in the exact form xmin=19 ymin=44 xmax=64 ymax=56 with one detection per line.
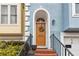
xmin=28 ymin=3 xmax=63 ymax=51
xmin=62 ymin=3 xmax=69 ymax=31
xmin=69 ymin=4 xmax=79 ymax=28
xmin=27 ymin=3 xmax=79 ymax=56
xmin=29 ymin=3 xmax=62 ymax=36
xmin=63 ymin=3 xmax=79 ymax=31
xmin=29 ymin=3 xmax=79 ymax=40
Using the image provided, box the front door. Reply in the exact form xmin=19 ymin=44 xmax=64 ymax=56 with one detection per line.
xmin=36 ymin=18 xmax=46 ymax=47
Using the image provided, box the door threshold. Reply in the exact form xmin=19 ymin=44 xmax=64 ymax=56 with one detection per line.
xmin=37 ymin=46 xmax=47 ymax=48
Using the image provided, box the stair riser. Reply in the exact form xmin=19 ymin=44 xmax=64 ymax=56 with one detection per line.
xmin=35 ymin=54 xmax=57 ymax=56
xmin=36 ymin=49 xmax=53 ymax=51
xmin=34 ymin=49 xmax=57 ymax=56
xmin=35 ymin=51 xmax=56 ymax=54
xmin=35 ymin=55 xmax=57 ymax=56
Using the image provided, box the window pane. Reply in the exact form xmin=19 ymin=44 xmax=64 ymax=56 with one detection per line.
xmin=1 ymin=5 xmax=8 ymax=15
xmin=75 ymin=3 xmax=79 ymax=14
xmin=1 ymin=5 xmax=8 ymax=24
xmin=1 ymin=15 xmax=8 ymax=24
xmin=10 ymin=16 xmax=17 ymax=24
xmin=10 ymin=5 xmax=17 ymax=24
xmin=10 ymin=5 xmax=17 ymax=15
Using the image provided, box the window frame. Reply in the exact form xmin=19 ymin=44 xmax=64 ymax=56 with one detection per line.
xmin=72 ymin=3 xmax=79 ymax=17
xmin=1 ymin=5 xmax=8 ymax=24
xmin=10 ymin=5 xmax=17 ymax=24
xmin=0 ymin=3 xmax=19 ymax=25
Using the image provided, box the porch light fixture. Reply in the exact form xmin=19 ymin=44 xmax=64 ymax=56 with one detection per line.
xmin=52 ymin=19 xmax=55 ymax=26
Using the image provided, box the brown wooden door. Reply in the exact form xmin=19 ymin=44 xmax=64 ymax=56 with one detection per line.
xmin=36 ymin=18 xmax=46 ymax=46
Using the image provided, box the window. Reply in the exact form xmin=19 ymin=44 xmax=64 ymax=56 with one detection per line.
xmin=0 ymin=4 xmax=18 ymax=24
xmin=1 ymin=5 xmax=8 ymax=24
xmin=75 ymin=3 xmax=79 ymax=14
xmin=10 ymin=5 xmax=17 ymax=24
xmin=72 ymin=3 xmax=79 ymax=17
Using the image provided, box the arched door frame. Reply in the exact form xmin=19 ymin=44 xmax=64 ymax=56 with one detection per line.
xmin=33 ymin=8 xmax=51 ymax=49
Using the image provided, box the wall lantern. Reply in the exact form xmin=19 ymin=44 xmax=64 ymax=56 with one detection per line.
xmin=52 ymin=19 xmax=55 ymax=26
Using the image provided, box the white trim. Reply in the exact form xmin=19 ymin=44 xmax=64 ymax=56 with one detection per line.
xmin=25 ymin=31 xmax=30 ymax=36
xmin=33 ymin=8 xmax=50 ymax=49
xmin=17 ymin=4 xmax=20 ymax=25
xmin=37 ymin=46 xmax=47 ymax=48
xmin=25 ymin=3 xmax=30 ymax=7
xmin=8 ymin=5 xmax=10 ymax=24
xmin=25 ymin=27 xmax=29 ymax=32
xmin=60 ymin=32 xmax=64 ymax=56
xmin=72 ymin=3 xmax=79 ymax=17
xmin=0 ymin=4 xmax=1 ymax=24
xmin=25 ymin=21 xmax=30 ymax=26
xmin=25 ymin=11 xmax=30 ymax=17
xmin=0 ymin=3 xmax=18 ymax=5
xmin=25 ymin=17 xmax=29 ymax=22
xmin=25 ymin=6 xmax=29 ymax=11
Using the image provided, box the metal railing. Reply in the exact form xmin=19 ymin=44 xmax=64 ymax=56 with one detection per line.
xmin=50 ymin=34 xmax=74 ymax=56
xmin=18 ymin=34 xmax=33 ymax=56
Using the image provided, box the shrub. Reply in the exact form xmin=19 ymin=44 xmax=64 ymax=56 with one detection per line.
xmin=0 ymin=41 xmax=24 ymax=56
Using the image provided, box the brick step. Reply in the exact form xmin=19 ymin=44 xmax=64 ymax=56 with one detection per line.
xmin=36 ymin=51 xmax=55 ymax=54
xmin=36 ymin=49 xmax=54 ymax=51
xmin=36 ymin=49 xmax=55 ymax=53
xmin=34 ymin=48 xmax=57 ymax=56
xmin=35 ymin=53 xmax=57 ymax=56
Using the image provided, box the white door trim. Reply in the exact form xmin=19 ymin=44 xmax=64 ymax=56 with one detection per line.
xmin=32 ymin=7 xmax=50 ymax=49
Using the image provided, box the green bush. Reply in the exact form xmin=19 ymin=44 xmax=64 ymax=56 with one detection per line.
xmin=0 ymin=42 xmax=7 ymax=49
xmin=0 ymin=41 xmax=24 ymax=56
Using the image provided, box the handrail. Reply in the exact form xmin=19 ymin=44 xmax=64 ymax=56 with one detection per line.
xmin=50 ymin=34 xmax=74 ymax=56
xmin=18 ymin=34 xmax=33 ymax=56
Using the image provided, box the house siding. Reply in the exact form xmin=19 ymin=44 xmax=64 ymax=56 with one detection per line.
xmin=28 ymin=3 xmax=63 ymax=49
xmin=69 ymin=4 xmax=79 ymax=28
xmin=63 ymin=3 xmax=79 ymax=31
xmin=0 ymin=4 xmax=22 ymax=34
xmin=29 ymin=3 xmax=62 ymax=38
xmin=0 ymin=3 xmax=25 ymax=41
xmin=24 ymin=3 xmax=30 ymax=41
xmin=62 ymin=3 xmax=69 ymax=31
xmin=27 ymin=3 xmax=79 ymax=56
